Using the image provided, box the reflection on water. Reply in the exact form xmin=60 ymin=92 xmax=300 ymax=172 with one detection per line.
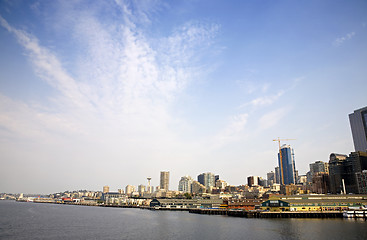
xmin=0 ymin=201 xmax=366 ymax=240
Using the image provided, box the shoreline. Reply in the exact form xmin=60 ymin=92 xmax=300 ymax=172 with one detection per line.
xmin=14 ymin=200 xmax=358 ymax=219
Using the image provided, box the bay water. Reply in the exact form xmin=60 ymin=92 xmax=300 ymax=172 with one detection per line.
xmin=0 ymin=200 xmax=366 ymax=240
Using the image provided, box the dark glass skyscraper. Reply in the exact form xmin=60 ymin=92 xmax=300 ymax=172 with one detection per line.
xmin=349 ymin=106 xmax=367 ymax=152
xmin=278 ymin=144 xmax=296 ymax=185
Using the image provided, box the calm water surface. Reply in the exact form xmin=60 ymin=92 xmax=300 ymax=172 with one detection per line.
xmin=0 ymin=201 xmax=366 ymax=240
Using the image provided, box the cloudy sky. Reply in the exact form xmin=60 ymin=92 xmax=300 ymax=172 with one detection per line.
xmin=1 ymin=0 xmax=366 ymax=194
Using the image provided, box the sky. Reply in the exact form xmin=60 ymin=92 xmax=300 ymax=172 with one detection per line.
xmin=0 ymin=0 xmax=366 ymax=194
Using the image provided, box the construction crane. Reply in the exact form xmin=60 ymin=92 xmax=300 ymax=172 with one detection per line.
xmin=273 ymin=138 xmax=296 ymax=185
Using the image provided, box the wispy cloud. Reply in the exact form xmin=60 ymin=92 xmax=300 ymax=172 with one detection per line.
xmin=333 ymin=32 xmax=355 ymax=46
xmin=0 ymin=15 xmax=90 ymax=110
xmin=0 ymin=1 xmax=219 ymax=145
xmin=241 ymin=91 xmax=284 ymax=108
xmin=258 ymin=107 xmax=291 ymax=130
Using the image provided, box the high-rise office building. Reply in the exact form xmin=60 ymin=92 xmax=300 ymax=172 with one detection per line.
xmin=328 ymin=153 xmax=348 ymax=194
xmin=160 ymin=171 xmax=170 ymax=191
xmin=178 ymin=175 xmax=193 ymax=193
xmin=267 ymin=171 xmax=275 ymax=186
xmin=309 ymin=161 xmax=329 ymax=176
xmin=247 ymin=176 xmax=259 ymax=187
xmin=349 ymin=106 xmax=367 ymax=152
xmin=275 ymin=167 xmax=280 ymax=184
xmin=197 ymin=172 xmax=216 ymax=189
xmin=278 ymin=144 xmax=296 ymax=185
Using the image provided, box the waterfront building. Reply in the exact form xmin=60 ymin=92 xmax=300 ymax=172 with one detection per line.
xmin=225 ymin=199 xmax=262 ymax=210
xmin=349 ymin=106 xmax=367 ymax=152
xmin=278 ymin=144 xmax=297 ymax=185
xmin=102 ymin=192 xmax=125 ymax=205
xmin=261 ymin=194 xmax=367 ymax=212
xmin=149 ymin=198 xmax=224 ymax=209
xmin=247 ymin=176 xmax=259 ymax=187
xmin=197 ymin=172 xmax=216 ymax=189
xmin=178 ymin=175 xmax=193 ymax=193
xmin=160 ymin=171 xmax=170 ymax=191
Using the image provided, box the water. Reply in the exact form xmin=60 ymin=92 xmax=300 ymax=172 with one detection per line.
xmin=0 ymin=201 xmax=366 ymax=240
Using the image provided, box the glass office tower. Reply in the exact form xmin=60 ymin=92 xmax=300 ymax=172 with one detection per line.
xmin=278 ymin=144 xmax=296 ymax=185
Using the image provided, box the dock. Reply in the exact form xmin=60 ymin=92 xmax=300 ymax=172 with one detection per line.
xmin=189 ymin=209 xmax=344 ymax=218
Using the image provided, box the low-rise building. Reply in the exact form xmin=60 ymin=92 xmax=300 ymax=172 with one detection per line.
xmin=149 ymin=198 xmax=224 ymax=209
xmin=261 ymin=194 xmax=367 ymax=212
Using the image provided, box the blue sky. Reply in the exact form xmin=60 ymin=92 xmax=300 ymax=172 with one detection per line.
xmin=0 ymin=0 xmax=366 ymax=194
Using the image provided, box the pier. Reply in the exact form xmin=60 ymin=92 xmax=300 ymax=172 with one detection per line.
xmin=189 ymin=209 xmax=344 ymax=218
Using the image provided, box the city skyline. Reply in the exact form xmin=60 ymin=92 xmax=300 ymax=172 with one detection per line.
xmin=1 ymin=1 xmax=367 ymax=194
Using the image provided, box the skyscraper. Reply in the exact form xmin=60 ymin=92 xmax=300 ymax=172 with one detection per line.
xmin=197 ymin=172 xmax=216 ymax=189
xmin=278 ymin=144 xmax=296 ymax=185
xmin=178 ymin=175 xmax=193 ymax=193
xmin=275 ymin=167 xmax=280 ymax=184
xmin=328 ymin=153 xmax=348 ymax=194
xmin=247 ymin=176 xmax=259 ymax=187
xmin=349 ymin=106 xmax=367 ymax=152
xmin=160 ymin=171 xmax=170 ymax=191
xmin=267 ymin=171 xmax=275 ymax=186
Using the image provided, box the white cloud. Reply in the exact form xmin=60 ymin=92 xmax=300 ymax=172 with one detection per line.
xmin=244 ymin=91 xmax=284 ymax=108
xmin=0 ymin=1 xmax=220 ymax=143
xmin=258 ymin=107 xmax=291 ymax=130
xmin=0 ymin=1 xmax=225 ymax=192
xmin=333 ymin=32 xmax=355 ymax=46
